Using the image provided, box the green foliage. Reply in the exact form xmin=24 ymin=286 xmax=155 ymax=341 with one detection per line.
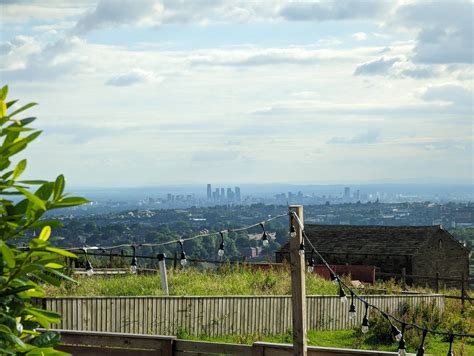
xmin=0 ymin=85 xmax=88 ymax=354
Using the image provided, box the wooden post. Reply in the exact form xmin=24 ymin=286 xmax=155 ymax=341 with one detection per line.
xmin=435 ymin=272 xmax=439 ymax=293
xmin=401 ymin=268 xmax=407 ymax=291
xmin=289 ymin=205 xmax=307 ymax=356
xmin=157 ymin=254 xmax=169 ymax=295
xmin=173 ymin=252 xmax=178 ymax=270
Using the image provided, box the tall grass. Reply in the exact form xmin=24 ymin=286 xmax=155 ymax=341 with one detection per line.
xmin=46 ymin=264 xmax=340 ymax=296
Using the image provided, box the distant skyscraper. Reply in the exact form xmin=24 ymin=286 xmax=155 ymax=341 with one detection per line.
xmin=235 ymin=186 xmax=241 ymax=201
xmin=207 ymin=184 xmax=212 ymax=200
xmin=227 ymin=188 xmax=234 ymax=201
xmin=220 ymin=188 xmax=225 ymax=199
xmin=214 ymin=188 xmax=220 ymax=199
xmin=344 ymin=187 xmax=350 ymax=199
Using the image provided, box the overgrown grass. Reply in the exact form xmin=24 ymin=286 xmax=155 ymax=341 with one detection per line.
xmin=45 ymin=265 xmax=340 ymax=296
xmin=178 ymin=329 xmax=474 ymax=355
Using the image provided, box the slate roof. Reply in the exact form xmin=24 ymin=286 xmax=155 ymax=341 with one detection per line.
xmin=279 ymin=224 xmax=468 ymax=256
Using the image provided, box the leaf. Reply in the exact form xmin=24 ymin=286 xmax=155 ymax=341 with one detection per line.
xmin=14 ymin=186 xmax=46 ymax=211
xmin=0 ymin=99 xmax=6 ymax=118
xmin=44 ymin=263 xmax=62 ymax=269
xmin=8 ymin=102 xmax=37 ymax=118
xmin=51 ymin=197 xmax=90 ymax=208
xmin=0 ymin=85 xmax=8 ymax=100
xmin=6 ymin=99 xmax=18 ymax=109
xmin=0 ymin=241 xmax=15 ymax=268
xmin=12 ymin=159 xmax=27 ymax=180
xmin=38 ymin=226 xmax=51 ymax=242
xmin=30 ymin=331 xmax=61 ymax=348
xmin=53 ymin=175 xmax=65 ymax=201
xmin=45 ymin=247 xmax=76 ymax=258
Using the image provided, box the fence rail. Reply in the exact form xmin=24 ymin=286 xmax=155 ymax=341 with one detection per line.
xmin=52 ymin=329 xmax=400 ymax=355
xmin=43 ymin=294 xmax=444 ymax=337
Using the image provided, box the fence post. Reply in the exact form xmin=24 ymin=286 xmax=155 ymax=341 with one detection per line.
xmin=401 ymin=267 xmax=407 ymax=290
xmin=289 ymin=205 xmax=307 ymax=356
xmin=435 ymin=272 xmax=439 ymax=293
xmin=173 ymin=252 xmax=178 ymax=270
xmin=157 ymin=254 xmax=169 ymax=295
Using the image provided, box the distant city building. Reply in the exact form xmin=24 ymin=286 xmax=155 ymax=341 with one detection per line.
xmin=220 ymin=188 xmax=225 ymax=199
xmin=235 ymin=186 xmax=241 ymax=201
xmin=207 ymin=184 xmax=212 ymax=200
xmin=344 ymin=187 xmax=350 ymax=199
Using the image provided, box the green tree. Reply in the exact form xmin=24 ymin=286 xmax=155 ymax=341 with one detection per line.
xmin=0 ymin=85 xmax=88 ymax=355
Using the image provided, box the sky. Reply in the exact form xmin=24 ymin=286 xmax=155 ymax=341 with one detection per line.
xmin=0 ymin=0 xmax=473 ymax=187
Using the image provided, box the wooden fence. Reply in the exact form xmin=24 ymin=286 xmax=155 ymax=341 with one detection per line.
xmin=43 ymin=294 xmax=444 ymax=337
xmin=53 ymin=329 xmax=400 ymax=355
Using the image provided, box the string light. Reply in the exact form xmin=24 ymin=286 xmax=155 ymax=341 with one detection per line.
xmin=338 ymin=283 xmax=348 ymax=304
xmin=446 ymin=334 xmax=454 ymax=356
xmin=361 ymin=302 xmax=369 ymax=334
xmin=178 ymin=240 xmax=187 ymax=267
xmin=349 ymin=291 xmax=356 ymax=319
xmin=330 ymin=270 xmax=338 ymax=284
xmin=260 ymin=223 xmax=269 ymax=247
xmin=83 ymin=248 xmax=94 ymax=276
xmin=382 ymin=312 xmax=402 ymax=342
xmin=397 ymin=323 xmax=407 ymax=356
xmin=289 ymin=215 xmax=297 ymax=238
xmin=307 ymin=249 xmax=315 ymax=273
xmin=416 ymin=329 xmax=428 ymax=356
xmin=298 ymin=242 xmax=305 ymax=256
xmin=218 ymin=231 xmax=225 ymax=257
xmin=130 ymin=245 xmax=138 ymax=274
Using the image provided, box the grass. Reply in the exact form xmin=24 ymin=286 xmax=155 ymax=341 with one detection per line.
xmin=46 ymin=265 xmax=340 ymax=296
xmin=178 ymin=329 xmax=474 ymax=355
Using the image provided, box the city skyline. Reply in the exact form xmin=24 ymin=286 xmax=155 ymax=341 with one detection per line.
xmin=1 ymin=0 xmax=472 ymax=186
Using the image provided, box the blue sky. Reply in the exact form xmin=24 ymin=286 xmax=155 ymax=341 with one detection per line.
xmin=1 ymin=0 xmax=472 ymax=186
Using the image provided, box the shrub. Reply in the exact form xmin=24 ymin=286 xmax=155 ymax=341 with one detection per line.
xmin=0 ymin=85 xmax=88 ymax=354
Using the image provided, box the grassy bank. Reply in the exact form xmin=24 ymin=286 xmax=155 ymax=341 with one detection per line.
xmin=46 ymin=265 xmax=341 ymax=296
xmin=179 ymin=329 xmax=474 ymax=355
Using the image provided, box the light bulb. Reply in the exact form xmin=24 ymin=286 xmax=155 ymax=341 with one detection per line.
xmin=86 ymin=268 xmax=94 ymax=276
xmin=298 ymin=242 xmax=305 ymax=256
xmin=362 ymin=325 xmax=369 ymax=334
xmin=130 ymin=265 xmax=137 ymax=274
xmin=398 ymin=349 xmax=406 ymax=356
xmin=307 ymin=266 xmax=314 ymax=273
xmin=180 ymin=258 xmax=188 ymax=266
xmin=395 ymin=332 xmax=402 ymax=342
xmin=290 ymin=225 xmax=296 ymax=238
xmin=340 ymin=295 xmax=348 ymax=304
xmin=262 ymin=238 xmax=269 ymax=247
xmin=349 ymin=304 xmax=356 ymax=319
xmin=218 ymin=248 xmax=224 ymax=257
xmin=361 ymin=315 xmax=369 ymax=333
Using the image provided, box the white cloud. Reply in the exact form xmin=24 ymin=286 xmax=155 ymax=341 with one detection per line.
xmin=420 ymin=84 xmax=473 ymax=108
xmin=352 ymin=32 xmax=367 ymax=41
xmin=105 ymin=68 xmax=162 ymax=86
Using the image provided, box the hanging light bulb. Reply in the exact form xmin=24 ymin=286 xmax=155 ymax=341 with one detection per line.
xmin=218 ymin=231 xmax=225 ymax=257
xmin=178 ymin=241 xmax=187 ymax=267
xmin=130 ymin=245 xmax=138 ymax=274
xmin=260 ymin=223 xmax=269 ymax=247
xmin=397 ymin=323 xmax=406 ymax=356
xmin=330 ymin=271 xmax=338 ymax=284
xmin=85 ymin=260 xmax=94 ymax=276
xmin=339 ymin=284 xmax=348 ymax=304
xmin=307 ymin=249 xmax=315 ymax=273
xmin=349 ymin=291 xmax=356 ymax=319
xmin=290 ymin=215 xmax=297 ymax=238
xmin=446 ymin=334 xmax=454 ymax=356
xmin=361 ymin=303 xmax=369 ymax=334
xmin=416 ymin=329 xmax=428 ymax=356
xmin=298 ymin=242 xmax=305 ymax=256
xmin=391 ymin=324 xmax=403 ymax=342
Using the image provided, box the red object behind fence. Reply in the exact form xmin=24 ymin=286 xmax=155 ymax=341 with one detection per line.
xmin=314 ymin=264 xmax=375 ymax=284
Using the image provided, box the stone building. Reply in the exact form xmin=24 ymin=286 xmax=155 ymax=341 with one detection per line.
xmin=276 ymin=224 xmax=470 ymax=288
